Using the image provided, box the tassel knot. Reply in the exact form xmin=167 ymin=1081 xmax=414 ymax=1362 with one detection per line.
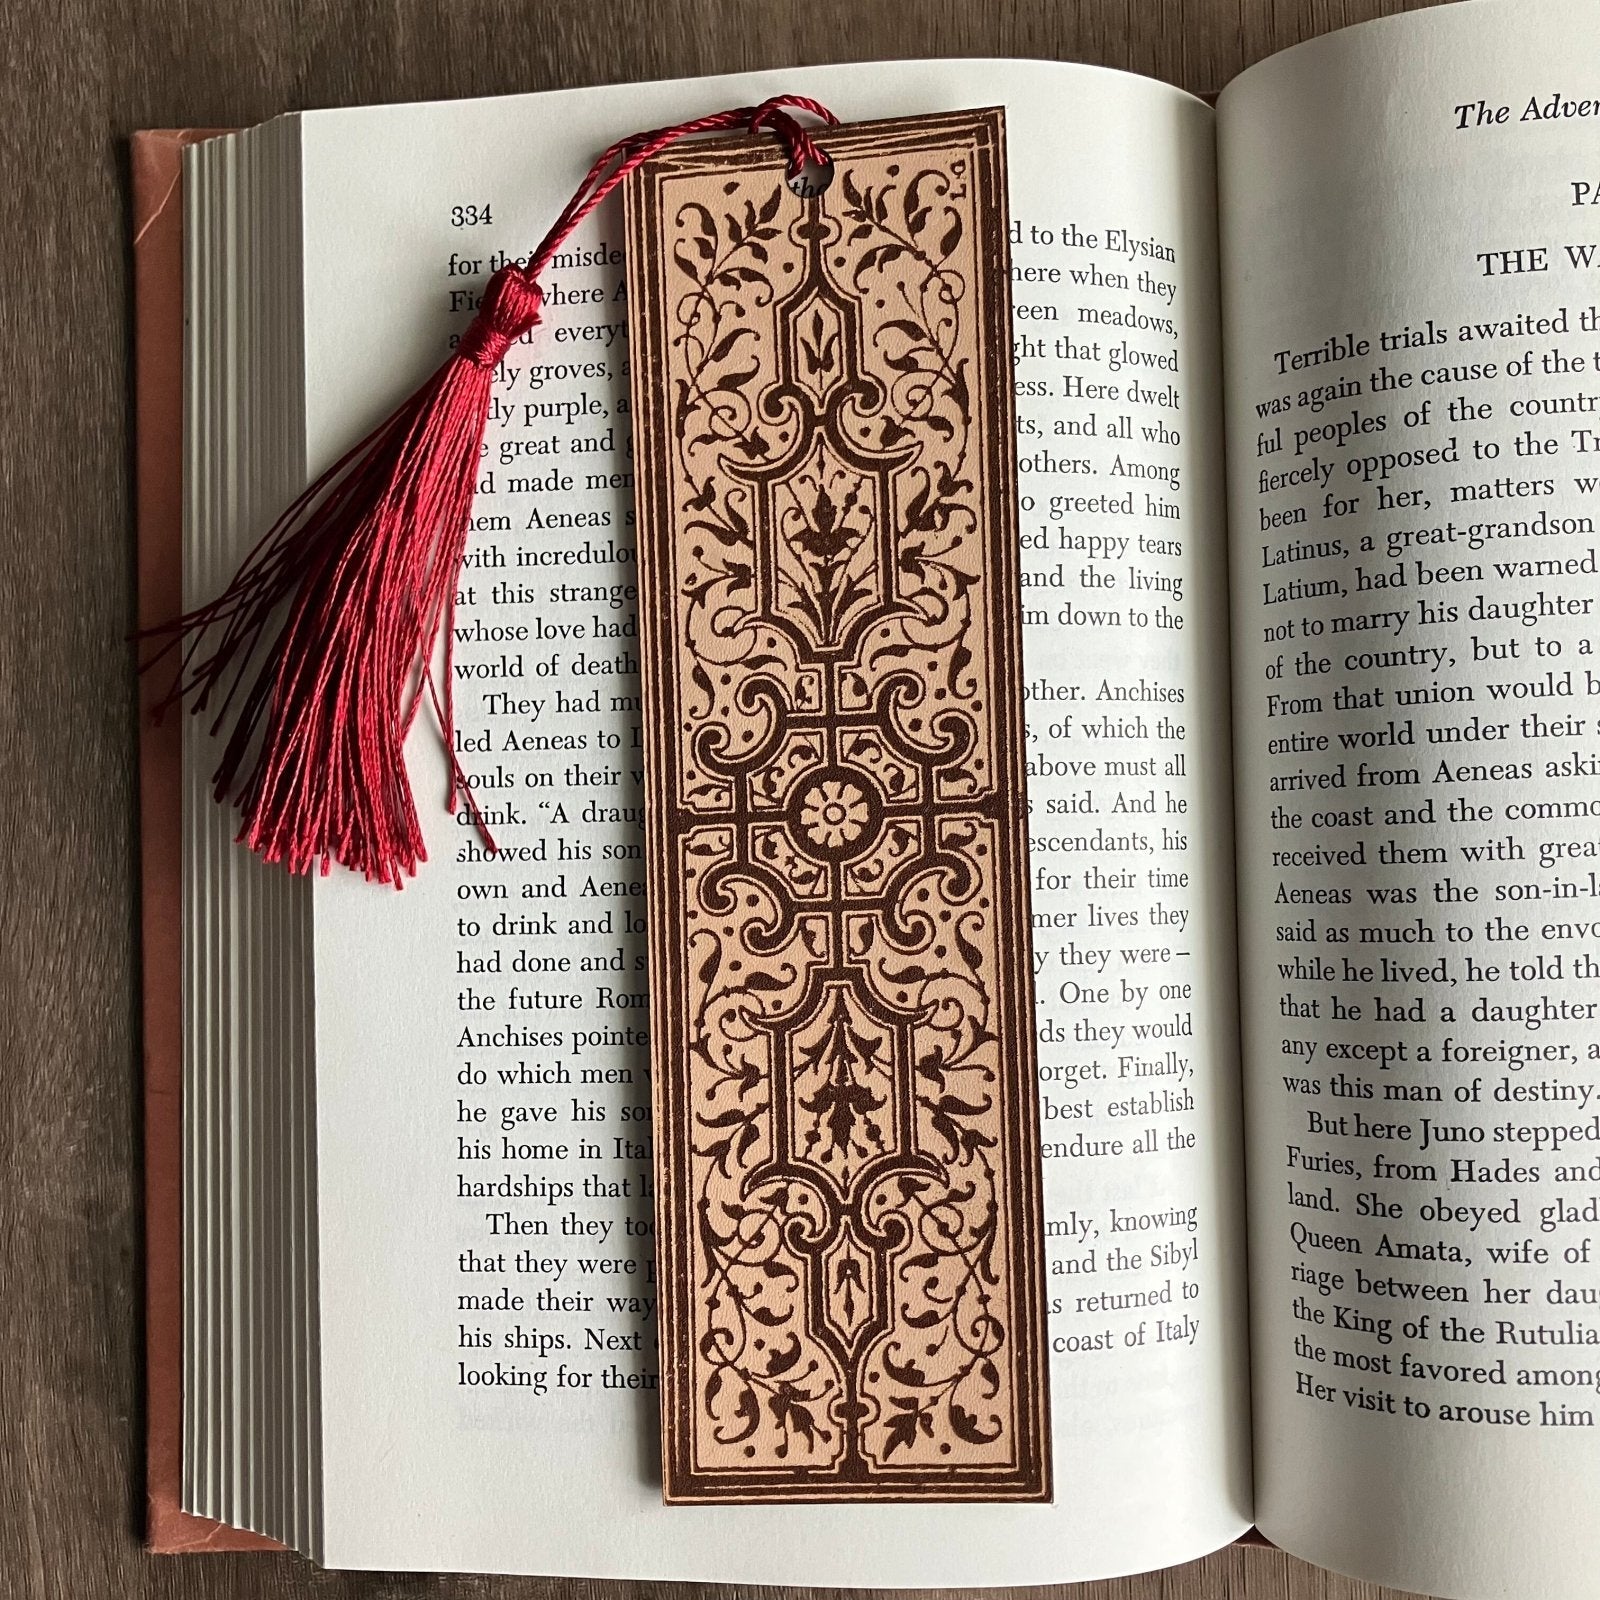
xmin=456 ymin=266 xmax=544 ymax=369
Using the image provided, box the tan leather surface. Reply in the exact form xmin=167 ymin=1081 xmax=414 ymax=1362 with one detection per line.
xmin=627 ymin=110 xmax=1049 ymax=1503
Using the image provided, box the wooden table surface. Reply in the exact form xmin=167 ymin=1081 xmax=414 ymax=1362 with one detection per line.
xmin=0 ymin=0 xmax=1447 ymax=1596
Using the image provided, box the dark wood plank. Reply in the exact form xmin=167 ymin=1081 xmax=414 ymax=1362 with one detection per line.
xmin=0 ymin=1 xmax=1447 ymax=1596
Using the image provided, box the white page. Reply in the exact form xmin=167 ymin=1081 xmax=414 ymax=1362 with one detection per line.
xmin=1220 ymin=4 xmax=1600 ymax=1596
xmin=301 ymin=58 xmax=1248 ymax=1578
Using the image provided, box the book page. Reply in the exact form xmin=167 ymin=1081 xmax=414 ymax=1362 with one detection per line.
xmin=299 ymin=58 xmax=1248 ymax=1577
xmin=1220 ymin=4 xmax=1600 ymax=1596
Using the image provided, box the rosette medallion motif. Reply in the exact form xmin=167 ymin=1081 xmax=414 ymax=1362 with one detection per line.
xmin=625 ymin=109 xmax=1049 ymax=1502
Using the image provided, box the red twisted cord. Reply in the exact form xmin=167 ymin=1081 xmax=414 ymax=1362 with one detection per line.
xmin=462 ymin=95 xmax=838 ymax=370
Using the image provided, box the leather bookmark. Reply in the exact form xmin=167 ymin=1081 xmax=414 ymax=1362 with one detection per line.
xmin=625 ymin=108 xmax=1051 ymax=1504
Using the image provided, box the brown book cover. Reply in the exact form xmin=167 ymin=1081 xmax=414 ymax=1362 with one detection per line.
xmin=132 ymin=125 xmax=282 ymax=1556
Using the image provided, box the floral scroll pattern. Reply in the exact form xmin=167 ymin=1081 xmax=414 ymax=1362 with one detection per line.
xmin=629 ymin=111 xmax=1048 ymax=1501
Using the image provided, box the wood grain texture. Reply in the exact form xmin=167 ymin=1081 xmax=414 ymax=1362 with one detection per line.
xmin=0 ymin=0 xmax=1444 ymax=1595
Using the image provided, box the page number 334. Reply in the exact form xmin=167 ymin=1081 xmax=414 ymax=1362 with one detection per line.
xmin=451 ymin=203 xmax=493 ymax=227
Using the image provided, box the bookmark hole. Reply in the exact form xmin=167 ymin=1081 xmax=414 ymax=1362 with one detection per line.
xmin=786 ymin=154 xmax=835 ymax=200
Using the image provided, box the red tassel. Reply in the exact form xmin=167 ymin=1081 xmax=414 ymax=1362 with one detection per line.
xmin=143 ymin=97 xmax=836 ymax=885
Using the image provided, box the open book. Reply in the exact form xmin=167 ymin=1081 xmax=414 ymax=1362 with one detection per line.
xmin=135 ymin=0 xmax=1600 ymax=1592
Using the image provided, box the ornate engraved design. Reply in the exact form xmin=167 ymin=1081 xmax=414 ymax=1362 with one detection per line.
xmin=626 ymin=110 xmax=1048 ymax=1503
